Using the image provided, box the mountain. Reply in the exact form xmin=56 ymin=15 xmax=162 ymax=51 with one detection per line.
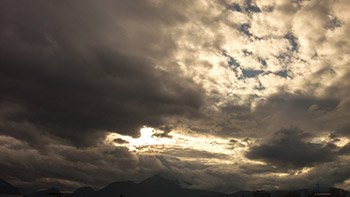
xmin=0 ymin=178 xmax=21 ymax=195
xmin=140 ymin=175 xmax=179 ymax=188
xmin=71 ymin=186 xmax=95 ymax=197
xmin=93 ymin=175 xmax=223 ymax=197
xmin=0 ymin=176 xmax=347 ymax=197
xmin=26 ymin=186 xmax=62 ymax=197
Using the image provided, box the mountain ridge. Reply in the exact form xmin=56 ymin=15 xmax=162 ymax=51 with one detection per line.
xmin=0 ymin=178 xmax=21 ymax=195
xmin=1 ymin=175 xmax=347 ymax=197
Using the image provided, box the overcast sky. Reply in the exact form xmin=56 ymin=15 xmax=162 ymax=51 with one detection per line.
xmin=0 ymin=0 xmax=350 ymax=193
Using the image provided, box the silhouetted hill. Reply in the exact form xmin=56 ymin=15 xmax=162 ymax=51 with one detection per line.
xmin=26 ymin=186 xmax=61 ymax=197
xmin=140 ymin=175 xmax=179 ymax=188
xmin=94 ymin=175 xmax=223 ymax=197
xmin=0 ymin=176 xmax=347 ymax=197
xmin=71 ymin=186 xmax=95 ymax=197
xmin=0 ymin=178 xmax=21 ymax=195
xmin=95 ymin=180 xmax=136 ymax=197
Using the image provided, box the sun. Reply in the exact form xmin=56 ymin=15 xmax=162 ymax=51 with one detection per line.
xmin=129 ymin=127 xmax=158 ymax=146
xmin=107 ymin=127 xmax=172 ymax=149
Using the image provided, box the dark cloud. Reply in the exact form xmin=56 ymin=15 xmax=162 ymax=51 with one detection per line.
xmin=1 ymin=0 xmax=350 ymax=193
xmin=0 ymin=136 xmax=140 ymax=193
xmin=275 ymin=159 xmax=350 ymax=190
xmin=335 ymin=125 xmax=350 ymax=137
xmin=246 ymin=128 xmax=338 ymax=169
xmin=239 ymin=163 xmax=282 ymax=176
xmin=114 ymin=138 xmax=128 ymax=144
xmin=338 ymin=143 xmax=350 ymax=155
xmin=251 ymin=92 xmax=340 ymax=134
xmin=152 ymin=125 xmax=174 ymax=138
xmin=0 ymin=0 xmax=204 ymax=146
xmin=259 ymin=92 xmax=339 ymax=114
xmin=214 ymin=90 xmax=341 ymax=139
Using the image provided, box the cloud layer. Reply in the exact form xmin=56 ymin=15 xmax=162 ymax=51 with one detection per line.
xmin=0 ymin=0 xmax=349 ymax=193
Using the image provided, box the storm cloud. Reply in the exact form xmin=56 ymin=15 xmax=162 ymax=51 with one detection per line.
xmin=0 ymin=0 xmax=350 ymax=193
xmin=0 ymin=0 xmax=204 ymax=146
xmin=246 ymin=128 xmax=338 ymax=169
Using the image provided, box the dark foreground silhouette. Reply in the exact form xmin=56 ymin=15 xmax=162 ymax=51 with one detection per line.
xmin=1 ymin=176 xmax=349 ymax=197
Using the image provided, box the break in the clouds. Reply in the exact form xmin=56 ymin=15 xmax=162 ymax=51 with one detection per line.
xmin=0 ymin=0 xmax=350 ymax=194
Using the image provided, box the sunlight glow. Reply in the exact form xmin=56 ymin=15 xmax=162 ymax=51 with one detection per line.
xmin=132 ymin=127 xmax=155 ymax=146
xmin=106 ymin=127 xmax=173 ymax=151
xmin=105 ymin=127 xmax=254 ymax=166
xmin=105 ymin=127 xmax=318 ymax=178
xmin=310 ymin=134 xmax=350 ymax=148
xmin=294 ymin=167 xmax=312 ymax=175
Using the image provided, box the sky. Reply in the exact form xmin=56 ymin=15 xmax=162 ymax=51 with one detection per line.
xmin=0 ymin=0 xmax=350 ymax=194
